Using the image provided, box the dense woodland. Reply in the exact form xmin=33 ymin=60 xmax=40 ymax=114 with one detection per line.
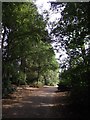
xmin=2 ymin=1 xmax=89 ymax=117
xmin=50 ymin=2 xmax=89 ymax=115
xmin=2 ymin=2 xmax=59 ymax=95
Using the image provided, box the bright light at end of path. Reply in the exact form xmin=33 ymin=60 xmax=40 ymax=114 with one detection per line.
xmin=35 ymin=0 xmax=67 ymax=65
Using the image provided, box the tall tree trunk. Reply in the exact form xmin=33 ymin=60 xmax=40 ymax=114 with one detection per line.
xmin=81 ymin=44 xmax=86 ymax=65
xmin=2 ymin=26 xmax=6 ymax=50
xmin=37 ymin=68 xmax=40 ymax=84
xmin=44 ymin=75 xmax=47 ymax=85
xmin=19 ymin=58 xmax=26 ymax=85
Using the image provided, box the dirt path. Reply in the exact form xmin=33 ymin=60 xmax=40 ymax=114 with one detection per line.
xmin=2 ymin=86 xmax=73 ymax=118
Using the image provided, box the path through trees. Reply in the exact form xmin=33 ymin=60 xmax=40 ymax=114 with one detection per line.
xmin=3 ymin=86 xmax=82 ymax=118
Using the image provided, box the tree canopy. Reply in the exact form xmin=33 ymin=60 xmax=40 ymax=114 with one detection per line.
xmin=50 ymin=2 xmax=89 ymax=115
xmin=2 ymin=2 xmax=59 ymax=96
xmin=1 ymin=1 xmax=89 ymax=117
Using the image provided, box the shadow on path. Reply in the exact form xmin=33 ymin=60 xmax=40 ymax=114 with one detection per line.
xmin=2 ymin=86 xmax=82 ymax=118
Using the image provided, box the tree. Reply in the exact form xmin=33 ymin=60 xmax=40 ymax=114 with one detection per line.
xmin=2 ymin=2 xmax=59 ymax=96
xmin=50 ymin=2 xmax=89 ymax=115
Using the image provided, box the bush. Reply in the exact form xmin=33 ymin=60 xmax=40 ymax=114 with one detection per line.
xmin=37 ymin=81 xmax=44 ymax=88
xmin=57 ymin=79 xmax=72 ymax=91
xmin=2 ymin=82 xmax=16 ymax=98
xmin=17 ymin=72 xmax=26 ymax=85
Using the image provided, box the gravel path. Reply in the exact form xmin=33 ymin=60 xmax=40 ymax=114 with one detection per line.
xmin=2 ymin=86 xmax=72 ymax=118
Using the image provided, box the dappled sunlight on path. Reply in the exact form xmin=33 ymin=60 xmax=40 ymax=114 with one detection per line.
xmin=2 ymin=86 xmax=72 ymax=118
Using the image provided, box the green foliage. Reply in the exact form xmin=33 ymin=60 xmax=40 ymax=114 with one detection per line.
xmin=2 ymin=80 xmax=16 ymax=98
xmin=2 ymin=2 xmax=59 ymax=96
xmin=50 ymin=2 xmax=89 ymax=115
xmin=17 ymin=71 xmax=26 ymax=85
